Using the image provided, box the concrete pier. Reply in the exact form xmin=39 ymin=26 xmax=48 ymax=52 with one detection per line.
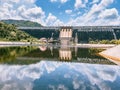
xmin=59 ymin=27 xmax=72 ymax=45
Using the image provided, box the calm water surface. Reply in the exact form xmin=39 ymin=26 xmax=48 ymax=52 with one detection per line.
xmin=0 ymin=45 xmax=120 ymax=90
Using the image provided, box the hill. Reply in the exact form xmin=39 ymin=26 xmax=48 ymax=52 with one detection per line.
xmin=0 ymin=22 xmax=37 ymax=41
xmin=1 ymin=19 xmax=42 ymax=27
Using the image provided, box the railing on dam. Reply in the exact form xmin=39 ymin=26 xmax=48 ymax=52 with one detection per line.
xmin=17 ymin=26 xmax=120 ymax=31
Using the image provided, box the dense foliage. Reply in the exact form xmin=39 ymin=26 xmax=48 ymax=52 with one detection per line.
xmin=0 ymin=22 xmax=37 ymax=41
xmin=1 ymin=19 xmax=42 ymax=27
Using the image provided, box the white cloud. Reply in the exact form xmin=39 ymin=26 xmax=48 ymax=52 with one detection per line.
xmin=74 ymin=0 xmax=88 ymax=9
xmin=98 ymin=8 xmax=118 ymax=19
xmin=26 ymin=0 xmax=36 ymax=3
xmin=50 ymin=0 xmax=68 ymax=3
xmin=58 ymin=84 xmax=68 ymax=90
xmin=67 ymin=63 xmax=120 ymax=90
xmin=20 ymin=6 xmax=45 ymax=20
xmin=0 ymin=0 xmax=119 ymax=26
xmin=72 ymin=80 xmax=80 ymax=89
xmin=0 ymin=61 xmax=64 ymax=90
xmin=0 ymin=0 xmax=45 ymax=25
xmin=68 ymin=0 xmax=120 ymax=26
xmin=64 ymin=74 xmax=71 ymax=78
xmin=74 ymin=0 xmax=84 ymax=9
xmin=46 ymin=13 xmax=57 ymax=25
xmin=65 ymin=10 xmax=72 ymax=14
xmin=100 ymin=0 xmax=114 ymax=8
xmin=0 ymin=61 xmax=119 ymax=90
xmin=46 ymin=13 xmax=64 ymax=26
xmin=91 ymin=0 xmax=99 ymax=4
xmin=7 ymin=0 xmax=20 ymax=3
xmin=77 ymin=11 xmax=81 ymax=15
xmin=61 ymin=0 xmax=68 ymax=3
xmin=49 ymin=84 xmax=68 ymax=90
xmin=85 ymin=0 xmax=88 ymax=3
xmin=50 ymin=0 xmax=57 ymax=2
xmin=86 ymin=0 xmax=114 ymax=20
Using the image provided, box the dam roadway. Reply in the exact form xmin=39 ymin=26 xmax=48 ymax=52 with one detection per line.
xmin=17 ymin=26 xmax=120 ymax=32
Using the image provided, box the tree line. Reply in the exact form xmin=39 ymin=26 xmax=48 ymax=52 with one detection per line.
xmin=0 ymin=22 xmax=37 ymax=41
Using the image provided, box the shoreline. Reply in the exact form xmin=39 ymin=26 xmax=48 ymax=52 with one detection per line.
xmin=76 ymin=44 xmax=115 ymax=48
xmin=0 ymin=41 xmax=116 ymax=48
xmin=0 ymin=41 xmax=30 ymax=45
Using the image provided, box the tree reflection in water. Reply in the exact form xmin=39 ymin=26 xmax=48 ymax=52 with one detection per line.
xmin=0 ymin=45 xmax=119 ymax=90
xmin=0 ymin=45 xmax=115 ymax=65
xmin=0 ymin=46 xmax=37 ymax=64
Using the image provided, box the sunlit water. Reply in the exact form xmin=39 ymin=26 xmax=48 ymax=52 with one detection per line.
xmin=0 ymin=45 xmax=120 ymax=90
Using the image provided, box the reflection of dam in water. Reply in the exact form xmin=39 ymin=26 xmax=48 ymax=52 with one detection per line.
xmin=59 ymin=47 xmax=72 ymax=60
xmin=17 ymin=46 xmax=115 ymax=65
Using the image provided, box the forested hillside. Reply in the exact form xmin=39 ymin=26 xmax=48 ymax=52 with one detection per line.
xmin=0 ymin=22 xmax=37 ymax=41
xmin=1 ymin=19 xmax=42 ymax=27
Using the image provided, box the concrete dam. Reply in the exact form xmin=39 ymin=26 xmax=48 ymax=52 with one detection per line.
xmin=18 ymin=26 xmax=120 ymax=43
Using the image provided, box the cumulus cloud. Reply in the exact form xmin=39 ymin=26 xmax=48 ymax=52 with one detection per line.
xmin=50 ymin=0 xmax=57 ymax=2
xmin=98 ymin=8 xmax=118 ymax=19
xmin=91 ymin=0 xmax=99 ymax=4
xmin=50 ymin=0 xmax=68 ymax=3
xmin=74 ymin=0 xmax=88 ymax=9
xmin=49 ymin=84 xmax=68 ymax=90
xmin=72 ymin=80 xmax=80 ymax=89
xmin=100 ymin=0 xmax=114 ymax=8
xmin=0 ymin=0 xmax=120 ymax=26
xmin=0 ymin=61 xmax=63 ymax=90
xmin=87 ymin=0 xmax=114 ymax=18
xmin=46 ymin=13 xmax=64 ymax=26
xmin=0 ymin=0 xmax=66 ymax=26
xmin=61 ymin=0 xmax=68 ymax=3
xmin=68 ymin=63 xmax=120 ymax=90
xmin=0 ymin=61 xmax=120 ymax=90
xmin=65 ymin=10 xmax=72 ymax=14
xmin=68 ymin=0 xmax=120 ymax=26
xmin=74 ymin=0 xmax=84 ymax=9
xmin=0 ymin=0 xmax=45 ymax=25
xmin=45 ymin=13 xmax=57 ymax=25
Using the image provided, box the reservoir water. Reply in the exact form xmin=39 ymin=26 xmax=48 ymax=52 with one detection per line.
xmin=0 ymin=45 xmax=120 ymax=90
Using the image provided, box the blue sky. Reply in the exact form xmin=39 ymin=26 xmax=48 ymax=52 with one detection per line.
xmin=0 ymin=0 xmax=120 ymax=26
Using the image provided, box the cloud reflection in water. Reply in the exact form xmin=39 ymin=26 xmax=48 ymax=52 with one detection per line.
xmin=0 ymin=61 xmax=120 ymax=90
